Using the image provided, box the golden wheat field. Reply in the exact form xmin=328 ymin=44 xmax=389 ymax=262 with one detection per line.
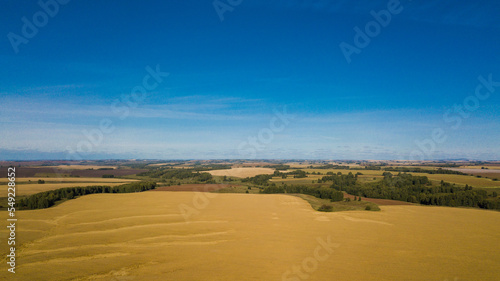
xmin=1 ymin=192 xmax=499 ymax=280
xmin=207 ymin=167 xmax=275 ymax=178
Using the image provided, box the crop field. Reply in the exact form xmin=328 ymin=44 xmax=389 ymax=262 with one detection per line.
xmin=1 ymin=192 xmax=498 ymax=280
xmin=208 ymin=167 xmax=275 ymax=178
xmin=446 ymin=168 xmax=500 ymax=179
xmin=300 ymin=168 xmax=500 ymax=188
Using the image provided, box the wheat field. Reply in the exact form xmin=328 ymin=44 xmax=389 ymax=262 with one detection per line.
xmin=1 ymin=192 xmax=499 ymax=280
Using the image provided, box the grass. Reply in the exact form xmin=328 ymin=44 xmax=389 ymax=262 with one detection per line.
xmin=210 ymin=184 xmax=381 ymax=212
xmin=270 ymin=175 xmax=323 ymax=185
xmin=291 ymin=194 xmax=380 ymax=212
xmin=214 ymin=185 xmax=262 ymax=194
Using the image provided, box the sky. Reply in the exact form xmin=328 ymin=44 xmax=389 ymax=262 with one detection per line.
xmin=0 ymin=0 xmax=499 ymax=160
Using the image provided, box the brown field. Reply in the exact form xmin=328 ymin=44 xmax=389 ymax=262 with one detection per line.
xmin=153 ymin=184 xmax=242 ymax=192
xmin=458 ymin=165 xmax=500 ymax=169
xmin=1 ymin=192 xmax=498 ymax=280
xmin=446 ymin=168 xmax=500 ymax=179
xmin=208 ymin=167 xmax=275 ymax=178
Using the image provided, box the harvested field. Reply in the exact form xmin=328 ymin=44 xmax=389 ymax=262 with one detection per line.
xmin=153 ymin=184 xmax=241 ymax=192
xmin=208 ymin=167 xmax=275 ymax=178
xmin=1 ymin=192 xmax=498 ymax=280
xmin=458 ymin=165 xmax=500 ymax=170
xmin=446 ymin=168 xmax=500 ymax=179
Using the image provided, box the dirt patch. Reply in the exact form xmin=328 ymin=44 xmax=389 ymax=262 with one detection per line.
xmin=152 ymin=184 xmax=242 ymax=192
xmin=343 ymin=193 xmax=413 ymax=206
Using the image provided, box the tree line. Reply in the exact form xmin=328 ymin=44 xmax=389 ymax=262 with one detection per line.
xmin=17 ymin=181 xmax=157 ymax=210
xmin=341 ymin=173 xmax=499 ymax=210
xmin=249 ymin=170 xmax=499 ymax=210
xmin=138 ymin=168 xmax=213 ymax=182
xmin=242 ymin=174 xmax=274 ymax=185
xmin=319 ymin=172 xmax=358 ymax=189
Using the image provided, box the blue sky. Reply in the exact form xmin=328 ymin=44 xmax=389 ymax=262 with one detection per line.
xmin=1 ymin=0 xmax=499 ymax=160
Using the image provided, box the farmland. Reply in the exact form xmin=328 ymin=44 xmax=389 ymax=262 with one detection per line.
xmin=2 ymin=181 xmax=138 ymax=197
xmin=1 ymin=160 xmax=499 ymax=280
xmin=1 ymin=192 xmax=499 ymax=280
xmin=0 ymin=177 xmax=139 ymax=210
xmin=207 ymin=167 xmax=275 ymax=178
xmin=297 ymin=168 xmax=500 ymax=188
